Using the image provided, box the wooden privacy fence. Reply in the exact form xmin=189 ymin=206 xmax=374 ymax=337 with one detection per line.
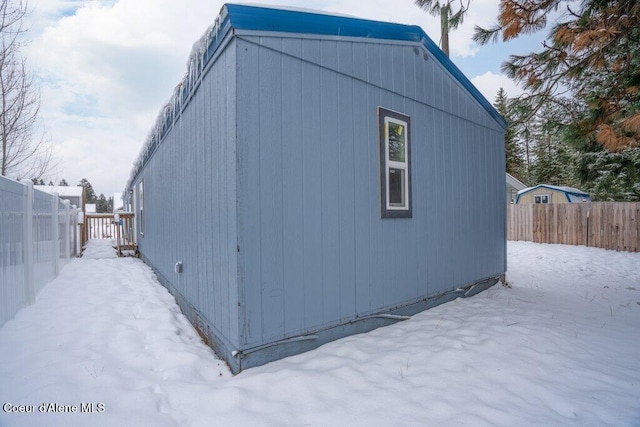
xmin=83 ymin=212 xmax=137 ymax=256
xmin=507 ymin=202 xmax=640 ymax=252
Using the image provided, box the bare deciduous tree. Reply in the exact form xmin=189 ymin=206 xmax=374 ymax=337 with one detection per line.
xmin=0 ymin=0 xmax=54 ymax=180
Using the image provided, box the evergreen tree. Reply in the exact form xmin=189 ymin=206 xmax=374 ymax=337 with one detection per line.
xmin=78 ymin=178 xmax=97 ymax=204
xmin=476 ymin=0 xmax=639 ymax=199
xmin=58 ymin=179 xmax=69 ymax=186
xmin=96 ymin=193 xmax=108 ymax=213
xmin=474 ymin=0 xmax=640 ymax=151
xmin=529 ymin=102 xmax=576 ymax=186
xmin=493 ymin=88 xmax=523 ymax=179
xmin=508 ymin=98 xmax=536 ymax=185
xmin=567 ymin=113 xmax=640 ymax=201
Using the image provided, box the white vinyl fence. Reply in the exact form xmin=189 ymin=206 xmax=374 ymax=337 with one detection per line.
xmin=0 ymin=176 xmax=80 ymax=327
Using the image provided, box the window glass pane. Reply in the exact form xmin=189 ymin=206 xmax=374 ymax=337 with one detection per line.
xmin=388 ymin=122 xmax=405 ymax=163
xmin=389 ymin=168 xmax=405 ymax=207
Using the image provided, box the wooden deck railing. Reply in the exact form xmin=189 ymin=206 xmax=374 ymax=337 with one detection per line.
xmin=83 ymin=212 xmax=137 ymax=256
xmin=507 ymin=202 xmax=640 ymax=252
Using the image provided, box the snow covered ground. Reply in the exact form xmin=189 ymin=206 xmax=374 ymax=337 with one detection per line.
xmin=1 ymin=240 xmax=639 ymax=426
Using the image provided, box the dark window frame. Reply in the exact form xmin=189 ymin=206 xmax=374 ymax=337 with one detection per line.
xmin=378 ymin=107 xmax=412 ymax=218
xmin=138 ymin=180 xmax=144 ymax=236
xmin=534 ymin=194 xmax=549 ymax=204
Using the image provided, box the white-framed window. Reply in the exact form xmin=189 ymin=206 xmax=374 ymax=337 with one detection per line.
xmin=378 ymin=107 xmax=412 ymax=218
xmin=138 ymin=181 xmax=144 ymax=236
xmin=534 ymin=194 xmax=549 ymax=204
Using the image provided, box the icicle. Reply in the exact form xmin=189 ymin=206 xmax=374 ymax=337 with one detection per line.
xmin=124 ymin=11 xmax=223 ymax=194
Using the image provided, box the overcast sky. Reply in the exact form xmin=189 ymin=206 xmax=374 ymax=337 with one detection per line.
xmin=24 ymin=0 xmax=542 ymax=197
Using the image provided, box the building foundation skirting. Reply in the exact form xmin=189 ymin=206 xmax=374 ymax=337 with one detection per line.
xmin=141 ymin=252 xmax=501 ymax=374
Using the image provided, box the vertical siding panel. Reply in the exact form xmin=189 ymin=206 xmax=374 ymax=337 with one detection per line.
xmin=415 ymin=50 xmax=426 ymax=107
xmin=468 ymin=121 xmax=479 ymax=281
xmin=404 ymin=47 xmax=416 ymax=101
xmin=368 ymin=87 xmax=384 ymax=312
xmin=433 ymin=65 xmax=444 ymax=113
xmin=465 ymin=122 xmax=473 ymax=278
xmin=189 ymin=86 xmax=199 ymax=312
xmin=196 ymin=69 xmax=207 ymax=322
xmin=320 ymin=41 xmax=341 ymax=324
xmin=208 ymin=58 xmax=220 ymax=330
xmin=210 ymin=57 xmax=220 ymax=332
xmin=281 ymin=38 xmax=305 ymax=335
xmin=353 ymin=79 xmax=372 ymax=314
xmin=320 ymin=39 xmax=338 ymax=69
xmin=189 ymin=101 xmax=199 ymax=307
xmin=423 ymin=106 xmax=435 ymax=296
xmin=337 ymin=43 xmax=356 ymax=321
xmin=391 ymin=45 xmax=404 ymax=96
xmin=432 ymin=110 xmax=446 ymax=291
xmin=259 ymin=39 xmax=285 ymax=340
xmin=301 ymin=39 xmax=324 ymax=329
xmin=438 ymin=112 xmax=450 ymax=288
xmin=461 ymin=120 xmax=473 ymax=283
xmin=449 ymin=115 xmax=461 ymax=286
xmin=219 ymin=48 xmax=231 ymax=338
xmin=394 ymin=96 xmax=409 ymax=305
xmin=350 ymin=42 xmax=367 ymax=83
xmin=226 ymin=43 xmax=239 ymax=345
xmin=411 ymin=104 xmax=423 ymax=299
xmin=214 ymin=54 xmax=224 ymax=330
xmin=481 ymin=128 xmax=491 ymax=274
xmin=425 ymin=55 xmax=435 ymax=109
xmin=491 ymin=127 xmax=501 ymax=272
xmin=496 ymin=126 xmax=507 ymax=273
xmin=237 ymin=39 xmax=263 ymax=346
xmin=367 ymin=44 xmax=382 ymax=88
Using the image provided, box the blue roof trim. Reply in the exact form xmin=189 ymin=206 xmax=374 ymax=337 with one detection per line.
xmin=224 ymin=4 xmax=507 ymax=130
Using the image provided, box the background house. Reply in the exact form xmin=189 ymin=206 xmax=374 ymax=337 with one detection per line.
xmin=34 ymin=185 xmax=85 ymax=212
xmin=516 ymin=184 xmax=591 ymax=204
xmin=506 ymin=173 xmax=526 ymax=204
xmin=124 ymin=4 xmax=507 ymax=373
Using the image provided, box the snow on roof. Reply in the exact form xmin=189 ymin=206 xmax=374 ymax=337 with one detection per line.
xmin=34 ymin=185 xmax=83 ymax=198
xmin=506 ymin=173 xmax=527 ymax=191
xmin=125 ymin=3 xmax=506 ymax=193
xmin=517 ymin=184 xmax=589 ymax=196
xmin=234 ymin=3 xmax=357 ymax=18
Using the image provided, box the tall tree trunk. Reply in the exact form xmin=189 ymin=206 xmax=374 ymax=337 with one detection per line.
xmin=440 ymin=5 xmax=450 ymax=57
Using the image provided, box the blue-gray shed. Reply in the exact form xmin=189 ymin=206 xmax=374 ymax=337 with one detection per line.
xmin=125 ymin=3 xmax=507 ymax=373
